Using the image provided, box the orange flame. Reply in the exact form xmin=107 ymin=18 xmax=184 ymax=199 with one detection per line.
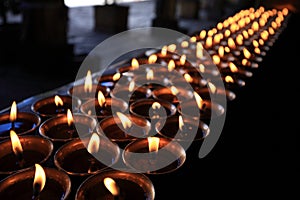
xmin=225 ymin=75 xmax=234 ymax=83
xmin=179 ymin=115 xmax=184 ymax=131
xmin=207 ymin=82 xmax=217 ymax=94
xmin=128 ymin=80 xmax=135 ymax=92
xmin=33 ymin=164 xmax=46 ymax=194
xmin=181 ymin=41 xmax=189 ymax=48
xmin=212 ymin=55 xmax=220 ymax=65
xmin=229 ymin=62 xmax=239 ymax=73
xmin=152 ymin=102 xmax=161 ymax=110
xmin=148 ymin=54 xmax=157 ymax=64
xmin=167 ymin=44 xmax=176 ymax=53
xmin=116 ymin=112 xmax=132 ymax=129
xmin=199 ymin=64 xmax=205 ymax=73
xmin=9 ymin=101 xmax=17 ymax=122
xmin=10 ymin=130 xmax=23 ymax=157
xmin=161 ymin=45 xmax=168 ymax=56
xmin=84 ymin=70 xmax=93 ymax=93
xmin=54 ymin=95 xmax=64 ymax=107
xmin=168 ymin=60 xmax=175 ymax=72
xmin=98 ymin=91 xmax=106 ymax=107
xmin=199 ymin=30 xmax=206 ymax=39
xmin=184 ymin=73 xmax=193 ymax=83
xmin=218 ymin=46 xmax=224 ymax=58
xmin=196 ymin=42 xmax=203 ymax=58
xmin=205 ymin=37 xmax=212 ymax=48
xmin=148 ymin=137 xmax=160 ymax=153
xmin=87 ymin=133 xmax=100 ymax=154
xmin=146 ymin=69 xmax=154 ymax=80
xmin=67 ymin=109 xmax=73 ymax=126
xmin=131 ymin=58 xmax=139 ymax=70
xmin=193 ymin=92 xmax=204 ymax=109
xmin=236 ymin=35 xmax=243 ymax=46
xmin=243 ymin=48 xmax=251 ymax=59
xmin=228 ymin=38 xmax=236 ymax=49
xmin=190 ymin=36 xmax=197 ymax=43
xmin=170 ymin=86 xmax=179 ymax=95
xmin=104 ymin=177 xmax=120 ymax=196
xmin=112 ymin=73 xmax=121 ymax=81
xmin=180 ymin=54 xmax=186 ymax=65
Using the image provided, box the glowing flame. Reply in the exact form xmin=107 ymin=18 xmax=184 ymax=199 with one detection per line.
xmin=217 ymin=22 xmax=223 ymax=30
xmin=184 ymin=73 xmax=193 ymax=83
xmin=212 ymin=55 xmax=221 ymax=65
xmin=207 ymin=82 xmax=217 ymax=94
xmin=87 ymin=133 xmax=100 ymax=154
xmin=259 ymin=39 xmax=264 ymax=46
xmin=98 ymin=91 xmax=106 ymax=107
xmin=190 ymin=36 xmax=197 ymax=43
xmin=218 ymin=46 xmax=224 ymax=58
xmin=224 ymin=30 xmax=231 ymax=37
xmin=167 ymin=44 xmax=176 ymax=52
xmin=213 ymin=34 xmax=221 ymax=44
xmin=260 ymin=30 xmax=269 ymax=40
xmin=254 ymin=47 xmax=261 ymax=54
xmin=199 ymin=30 xmax=206 ymax=39
xmin=116 ymin=112 xmax=132 ymax=129
xmin=104 ymin=177 xmax=120 ymax=196
xmin=228 ymin=38 xmax=236 ymax=49
xmin=268 ymin=27 xmax=275 ymax=35
xmin=67 ymin=109 xmax=73 ymax=126
xmin=84 ymin=70 xmax=93 ymax=93
xmin=248 ymin=29 xmax=254 ymax=36
xmin=282 ymin=8 xmax=289 ymax=16
xmin=168 ymin=60 xmax=175 ymax=72
xmin=146 ymin=69 xmax=154 ymax=80
xmin=252 ymin=21 xmax=259 ymax=31
xmin=170 ymin=86 xmax=179 ymax=95
xmin=33 ymin=164 xmax=46 ymax=194
xmin=54 ymin=95 xmax=64 ymax=107
xmin=112 ymin=73 xmax=121 ymax=81
xmin=148 ymin=54 xmax=157 ymax=64
xmin=236 ymin=35 xmax=243 ymax=46
xmin=199 ymin=64 xmax=205 ymax=73
xmin=161 ymin=45 xmax=168 ymax=56
xmin=242 ymin=59 xmax=248 ymax=66
xmin=253 ymin=40 xmax=259 ymax=48
xmin=205 ymin=36 xmax=212 ymax=48
xmin=9 ymin=101 xmax=17 ymax=122
xmin=225 ymin=46 xmax=230 ymax=53
xmin=10 ymin=130 xmax=23 ymax=157
xmin=229 ymin=62 xmax=239 ymax=72
xmin=180 ymin=54 xmax=186 ymax=65
xmin=196 ymin=42 xmax=203 ymax=58
xmin=243 ymin=48 xmax=251 ymax=59
xmin=242 ymin=30 xmax=249 ymax=39
xmin=131 ymin=58 xmax=139 ymax=70
xmin=179 ymin=115 xmax=184 ymax=131
xmin=181 ymin=41 xmax=189 ymax=48
xmin=193 ymin=92 xmax=204 ymax=109
xmin=148 ymin=137 xmax=160 ymax=153
xmin=128 ymin=80 xmax=135 ymax=92
xmin=152 ymin=102 xmax=161 ymax=110
xmin=225 ymin=75 xmax=234 ymax=83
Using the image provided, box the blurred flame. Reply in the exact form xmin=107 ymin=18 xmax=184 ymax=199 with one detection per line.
xmin=98 ymin=91 xmax=106 ymax=107
xmin=184 ymin=73 xmax=193 ymax=83
xmin=33 ymin=164 xmax=46 ymax=194
xmin=224 ymin=30 xmax=231 ymax=37
xmin=218 ymin=46 xmax=224 ymax=58
xmin=167 ymin=44 xmax=176 ymax=52
xmin=148 ymin=137 xmax=160 ymax=153
xmin=212 ymin=55 xmax=220 ymax=65
xmin=168 ymin=60 xmax=175 ymax=72
xmin=199 ymin=30 xmax=206 ymax=39
xmin=152 ymin=102 xmax=161 ymax=110
xmin=10 ymin=101 xmax=17 ymax=122
xmin=104 ymin=177 xmax=120 ymax=196
xmin=225 ymin=75 xmax=234 ymax=83
xmin=170 ymin=86 xmax=179 ymax=95
xmin=180 ymin=54 xmax=186 ymax=65
xmin=112 ymin=73 xmax=121 ymax=81
xmin=193 ymin=92 xmax=204 ymax=109
xmin=54 ymin=95 xmax=64 ymax=107
xmin=161 ymin=45 xmax=168 ymax=56
xmin=229 ymin=62 xmax=238 ymax=73
xmin=128 ymin=80 xmax=135 ymax=92
xmin=67 ymin=109 xmax=73 ymax=126
xmin=199 ymin=64 xmax=205 ymax=73
xmin=228 ymin=38 xmax=236 ymax=49
xmin=116 ymin=112 xmax=132 ymax=129
xmin=181 ymin=41 xmax=189 ymax=48
xmin=205 ymin=36 xmax=212 ymax=48
xmin=87 ymin=133 xmax=100 ymax=154
xmin=254 ymin=47 xmax=261 ymax=54
xmin=190 ymin=36 xmax=197 ymax=43
xmin=84 ymin=70 xmax=93 ymax=93
xmin=207 ymin=82 xmax=217 ymax=94
xmin=179 ymin=115 xmax=184 ymax=131
xmin=131 ymin=58 xmax=139 ymax=70
xmin=196 ymin=42 xmax=203 ymax=58
xmin=236 ymin=35 xmax=243 ymax=46
xmin=243 ymin=48 xmax=251 ymax=59
xmin=148 ymin=54 xmax=157 ymax=64
xmin=10 ymin=130 xmax=23 ymax=156
xmin=146 ymin=69 xmax=154 ymax=80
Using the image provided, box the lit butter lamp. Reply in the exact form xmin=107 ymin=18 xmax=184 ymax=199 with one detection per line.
xmin=39 ymin=109 xmax=97 ymax=147
xmin=97 ymin=72 xmax=122 ymax=89
xmin=0 ymin=164 xmax=71 ymax=200
xmin=122 ymin=137 xmax=186 ymax=174
xmin=0 ymin=130 xmax=53 ymax=177
xmin=0 ymin=101 xmax=41 ymax=141
xmin=75 ymin=169 xmax=155 ymax=200
xmin=68 ymin=70 xmax=110 ymax=102
xmin=31 ymin=94 xmax=81 ymax=120
xmin=54 ymin=133 xmax=120 ymax=177
xmin=80 ymin=91 xmax=128 ymax=121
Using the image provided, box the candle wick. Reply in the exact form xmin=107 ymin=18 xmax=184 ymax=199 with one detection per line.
xmin=87 ymin=157 xmax=98 ymax=173
xmin=67 ymin=123 xmax=76 ymax=138
xmin=16 ymin=152 xmax=25 ymax=168
xmin=32 ymin=184 xmax=42 ymax=200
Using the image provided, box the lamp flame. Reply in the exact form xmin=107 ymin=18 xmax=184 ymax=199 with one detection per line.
xmin=167 ymin=44 xmax=176 ymax=52
xmin=54 ymin=95 xmax=64 ymax=107
xmin=128 ymin=80 xmax=135 ymax=92
xmin=199 ymin=64 xmax=205 ymax=73
xmin=228 ymin=38 xmax=236 ymax=49
xmin=181 ymin=41 xmax=189 ymax=48
xmin=193 ymin=92 xmax=204 ymax=109
xmin=10 ymin=130 xmax=23 ymax=157
xmin=9 ymin=101 xmax=17 ymax=122
xmin=152 ymin=102 xmax=161 ymax=110
xmin=33 ymin=164 xmax=46 ymax=195
xmin=67 ymin=109 xmax=73 ymax=126
xmin=146 ymin=69 xmax=154 ymax=80
xmin=161 ymin=45 xmax=168 ymax=56
xmin=98 ymin=91 xmax=106 ymax=107
xmin=131 ymin=58 xmax=139 ymax=70
xmin=184 ymin=73 xmax=193 ymax=83
xmin=148 ymin=137 xmax=160 ymax=153
xmin=168 ymin=60 xmax=175 ymax=72
xmin=205 ymin=36 xmax=212 ymax=48
xmin=179 ymin=115 xmax=184 ymax=131
xmin=84 ymin=70 xmax=93 ymax=93
xmin=104 ymin=177 xmax=120 ymax=196
xmin=229 ymin=62 xmax=239 ymax=72
xmin=148 ymin=54 xmax=157 ymax=64
xmin=196 ymin=42 xmax=203 ymax=58
xmin=225 ymin=75 xmax=234 ymax=83
xmin=243 ymin=48 xmax=251 ymax=59
xmin=170 ymin=86 xmax=179 ymax=95
xmin=180 ymin=54 xmax=186 ymax=65
xmin=116 ymin=112 xmax=132 ymax=129
xmin=212 ymin=55 xmax=221 ymax=65
xmin=218 ymin=46 xmax=224 ymax=58
xmin=199 ymin=30 xmax=206 ymax=39
xmin=207 ymin=82 xmax=217 ymax=94
xmin=112 ymin=73 xmax=121 ymax=81
xmin=87 ymin=133 xmax=100 ymax=154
